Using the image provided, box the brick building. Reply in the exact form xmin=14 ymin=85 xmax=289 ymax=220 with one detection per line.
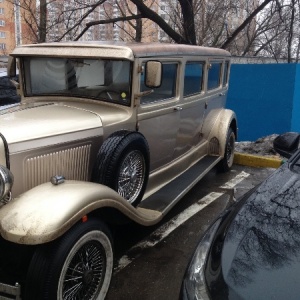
xmin=0 ymin=0 xmax=36 ymax=54
xmin=1 ymin=0 xmax=258 ymax=55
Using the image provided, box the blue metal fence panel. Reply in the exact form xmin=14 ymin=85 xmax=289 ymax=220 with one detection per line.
xmin=227 ymin=64 xmax=296 ymax=141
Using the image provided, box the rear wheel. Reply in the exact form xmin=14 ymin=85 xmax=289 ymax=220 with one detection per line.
xmin=25 ymin=219 xmax=113 ymax=300
xmin=217 ymin=128 xmax=235 ymax=172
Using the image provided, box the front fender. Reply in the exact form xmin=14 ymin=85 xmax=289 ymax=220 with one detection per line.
xmin=0 ymin=181 xmax=162 ymax=245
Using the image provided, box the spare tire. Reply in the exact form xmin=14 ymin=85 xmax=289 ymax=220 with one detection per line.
xmin=92 ymin=131 xmax=150 ymax=206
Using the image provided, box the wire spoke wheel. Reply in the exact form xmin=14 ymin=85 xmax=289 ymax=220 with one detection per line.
xmin=217 ymin=128 xmax=235 ymax=172
xmin=226 ymin=131 xmax=235 ymax=167
xmin=92 ymin=131 xmax=150 ymax=206
xmin=117 ymin=150 xmax=146 ymax=203
xmin=25 ymin=220 xmax=113 ymax=300
xmin=61 ymin=240 xmax=106 ymax=300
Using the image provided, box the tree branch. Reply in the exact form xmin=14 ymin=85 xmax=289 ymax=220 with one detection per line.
xmin=221 ymin=0 xmax=273 ymax=49
xmin=129 ymin=0 xmax=187 ymax=43
xmin=56 ymin=0 xmax=107 ymax=42
xmin=74 ymin=14 xmax=143 ymax=41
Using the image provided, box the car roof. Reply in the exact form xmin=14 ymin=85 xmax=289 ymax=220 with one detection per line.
xmin=10 ymin=41 xmax=231 ymax=60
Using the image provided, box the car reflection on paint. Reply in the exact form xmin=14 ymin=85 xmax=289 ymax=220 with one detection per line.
xmin=180 ymin=132 xmax=300 ymax=300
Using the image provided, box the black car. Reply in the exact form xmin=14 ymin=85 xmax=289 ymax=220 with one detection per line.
xmin=0 ymin=75 xmax=20 ymax=105
xmin=181 ymin=132 xmax=300 ymax=300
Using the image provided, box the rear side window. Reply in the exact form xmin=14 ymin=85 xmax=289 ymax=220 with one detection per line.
xmin=141 ymin=63 xmax=177 ymax=105
xmin=223 ymin=61 xmax=230 ymax=86
xmin=184 ymin=62 xmax=204 ymax=97
xmin=207 ymin=62 xmax=222 ymax=90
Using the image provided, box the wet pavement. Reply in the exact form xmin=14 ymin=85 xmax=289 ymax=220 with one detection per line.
xmin=106 ymin=165 xmax=275 ymax=300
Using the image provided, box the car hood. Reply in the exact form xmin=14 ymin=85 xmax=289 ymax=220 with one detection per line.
xmin=220 ymin=162 xmax=300 ymax=299
xmin=0 ymin=102 xmax=102 ymax=153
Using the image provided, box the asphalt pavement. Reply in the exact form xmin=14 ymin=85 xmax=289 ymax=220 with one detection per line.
xmin=106 ymin=164 xmax=275 ymax=300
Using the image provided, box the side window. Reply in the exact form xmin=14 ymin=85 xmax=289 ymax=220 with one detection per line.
xmin=223 ymin=61 xmax=230 ymax=86
xmin=207 ymin=62 xmax=222 ymax=90
xmin=184 ymin=62 xmax=203 ymax=97
xmin=141 ymin=62 xmax=177 ymax=105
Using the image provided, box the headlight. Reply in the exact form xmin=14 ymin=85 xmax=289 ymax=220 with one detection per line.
xmin=0 ymin=165 xmax=13 ymax=204
xmin=181 ymin=219 xmax=221 ymax=300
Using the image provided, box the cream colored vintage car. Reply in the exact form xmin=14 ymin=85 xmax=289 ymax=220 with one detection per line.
xmin=0 ymin=41 xmax=237 ymax=299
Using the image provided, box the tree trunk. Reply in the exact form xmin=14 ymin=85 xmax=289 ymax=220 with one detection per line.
xmin=178 ymin=0 xmax=196 ymax=44
xmin=39 ymin=0 xmax=47 ymax=42
xmin=130 ymin=0 xmax=187 ymax=43
xmin=136 ymin=9 xmax=142 ymax=42
xmin=287 ymin=0 xmax=295 ymax=63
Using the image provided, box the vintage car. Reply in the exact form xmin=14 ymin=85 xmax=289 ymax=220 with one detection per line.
xmin=0 ymin=41 xmax=237 ymax=299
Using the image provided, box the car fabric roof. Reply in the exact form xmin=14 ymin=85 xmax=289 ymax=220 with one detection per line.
xmin=11 ymin=41 xmax=230 ymax=60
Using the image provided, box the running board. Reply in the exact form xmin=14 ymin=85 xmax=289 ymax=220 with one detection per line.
xmin=0 ymin=282 xmax=21 ymax=300
xmin=138 ymin=156 xmax=221 ymax=215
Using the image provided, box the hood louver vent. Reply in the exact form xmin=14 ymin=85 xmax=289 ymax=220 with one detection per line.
xmin=25 ymin=145 xmax=91 ymax=190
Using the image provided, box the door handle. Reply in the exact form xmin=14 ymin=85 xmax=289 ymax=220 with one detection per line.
xmin=174 ymin=106 xmax=183 ymax=111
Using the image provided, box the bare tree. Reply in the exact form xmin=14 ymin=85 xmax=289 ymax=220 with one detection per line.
xmin=8 ymin=0 xmax=300 ymax=61
xmin=39 ymin=0 xmax=47 ymax=42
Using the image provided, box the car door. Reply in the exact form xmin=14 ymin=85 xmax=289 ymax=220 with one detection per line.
xmin=137 ymin=61 xmax=180 ymax=172
xmin=173 ymin=60 xmax=207 ymax=159
xmin=201 ymin=59 xmax=229 ymax=137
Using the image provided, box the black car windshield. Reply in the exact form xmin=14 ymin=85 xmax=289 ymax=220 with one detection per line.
xmin=23 ymin=57 xmax=132 ymax=106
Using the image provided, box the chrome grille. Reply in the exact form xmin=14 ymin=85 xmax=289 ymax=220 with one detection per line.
xmin=25 ymin=145 xmax=91 ymax=190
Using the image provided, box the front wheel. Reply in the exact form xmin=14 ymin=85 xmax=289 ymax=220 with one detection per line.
xmin=24 ymin=219 xmax=113 ymax=300
xmin=217 ymin=128 xmax=235 ymax=172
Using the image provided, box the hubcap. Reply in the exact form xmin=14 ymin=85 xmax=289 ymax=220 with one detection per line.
xmin=118 ymin=150 xmax=145 ymax=203
xmin=62 ymin=241 xmax=106 ymax=299
xmin=226 ymin=133 xmax=235 ymax=167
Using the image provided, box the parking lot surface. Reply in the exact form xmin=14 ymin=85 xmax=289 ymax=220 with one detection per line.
xmin=106 ymin=164 xmax=275 ymax=300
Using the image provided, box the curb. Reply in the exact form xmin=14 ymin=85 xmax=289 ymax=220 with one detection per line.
xmin=234 ymin=152 xmax=283 ymax=168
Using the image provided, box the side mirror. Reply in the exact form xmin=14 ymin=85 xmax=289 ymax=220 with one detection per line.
xmin=145 ymin=61 xmax=162 ymax=88
xmin=7 ymin=56 xmax=16 ymax=77
xmin=273 ymin=132 xmax=300 ymax=158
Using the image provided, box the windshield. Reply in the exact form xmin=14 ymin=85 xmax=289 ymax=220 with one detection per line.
xmin=23 ymin=57 xmax=132 ymax=106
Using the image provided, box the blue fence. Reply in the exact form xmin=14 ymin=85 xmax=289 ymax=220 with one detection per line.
xmin=227 ymin=64 xmax=300 ymax=141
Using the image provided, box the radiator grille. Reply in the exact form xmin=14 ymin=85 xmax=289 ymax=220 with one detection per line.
xmin=25 ymin=145 xmax=91 ymax=190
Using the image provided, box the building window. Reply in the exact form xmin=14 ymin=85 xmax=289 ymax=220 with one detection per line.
xmin=0 ymin=32 xmax=5 ymax=38
xmin=0 ymin=43 xmax=5 ymax=49
xmin=0 ymin=20 xmax=5 ymax=26
xmin=0 ymin=8 xmax=4 ymax=14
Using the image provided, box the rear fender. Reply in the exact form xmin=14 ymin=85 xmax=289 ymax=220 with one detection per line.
xmin=0 ymin=181 xmax=162 ymax=245
xmin=205 ymin=109 xmax=237 ymax=157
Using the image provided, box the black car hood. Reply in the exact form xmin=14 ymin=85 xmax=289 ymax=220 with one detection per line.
xmin=221 ymin=162 xmax=300 ymax=299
